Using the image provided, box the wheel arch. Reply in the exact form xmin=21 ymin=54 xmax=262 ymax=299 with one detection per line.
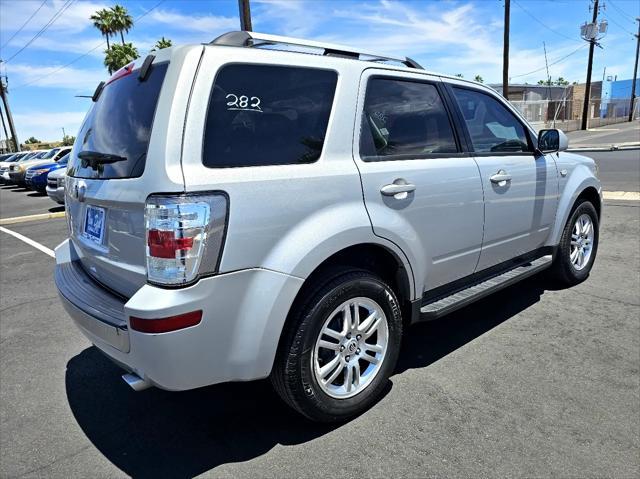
xmin=271 ymin=242 xmax=416 ymax=372
xmin=548 ymin=167 xmax=602 ymax=246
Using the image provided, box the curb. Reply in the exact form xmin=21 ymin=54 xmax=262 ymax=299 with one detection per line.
xmin=602 ymin=191 xmax=640 ymax=201
xmin=567 ymin=145 xmax=640 ymax=152
xmin=0 ymin=211 xmax=66 ymax=226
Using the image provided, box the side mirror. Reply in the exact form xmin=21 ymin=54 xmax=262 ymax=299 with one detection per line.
xmin=537 ymin=129 xmax=568 ymax=154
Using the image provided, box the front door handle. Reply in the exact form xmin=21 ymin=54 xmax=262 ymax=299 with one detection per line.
xmin=490 ymin=170 xmax=512 ymax=186
xmin=381 ymin=180 xmax=416 ymax=198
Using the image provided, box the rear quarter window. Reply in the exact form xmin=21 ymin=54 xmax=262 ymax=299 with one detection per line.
xmin=203 ymin=64 xmax=338 ymax=168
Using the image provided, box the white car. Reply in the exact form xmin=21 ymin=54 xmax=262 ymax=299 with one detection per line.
xmin=0 ymin=152 xmax=30 ymax=183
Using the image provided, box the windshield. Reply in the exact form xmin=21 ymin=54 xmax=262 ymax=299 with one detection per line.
xmin=57 ymin=153 xmax=69 ymax=166
xmin=20 ymin=152 xmax=39 ymax=161
xmin=41 ymin=148 xmax=60 ymax=160
xmin=68 ymin=62 xmax=168 ymax=179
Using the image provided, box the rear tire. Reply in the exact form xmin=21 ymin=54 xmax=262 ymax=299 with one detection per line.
xmin=549 ymin=200 xmax=599 ymax=285
xmin=271 ymin=269 xmax=403 ymax=422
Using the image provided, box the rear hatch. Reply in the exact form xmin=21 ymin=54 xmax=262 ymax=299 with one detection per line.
xmin=66 ymin=49 xmax=200 ymax=298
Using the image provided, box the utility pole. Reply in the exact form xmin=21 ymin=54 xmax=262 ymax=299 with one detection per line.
xmin=502 ymin=0 xmax=510 ymax=98
xmin=0 ymin=106 xmax=9 ymax=149
xmin=0 ymin=73 xmax=19 ymax=152
xmin=580 ymin=0 xmax=600 ymax=130
xmin=628 ymin=17 xmax=640 ymax=122
xmin=238 ymin=0 xmax=252 ymax=32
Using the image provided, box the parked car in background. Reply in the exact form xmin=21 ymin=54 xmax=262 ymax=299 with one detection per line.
xmin=26 ymin=153 xmax=70 ymax=192
xmin=9 ymin=150 xmax=52 ymax=186
xmin=0 ymin=152 xmax=28 ymax=183
xmin=46 ymin=159 xmax=68 ymax=204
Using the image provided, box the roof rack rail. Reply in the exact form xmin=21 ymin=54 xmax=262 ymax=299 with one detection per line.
xmin=211 ymin=31 xmax=424 ymax=70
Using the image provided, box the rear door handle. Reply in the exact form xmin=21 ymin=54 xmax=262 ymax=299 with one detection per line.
xmin=490 ymin=170 xmax=512 ymax=186
xmin=381 ymin=181 xmax=416 ymax=197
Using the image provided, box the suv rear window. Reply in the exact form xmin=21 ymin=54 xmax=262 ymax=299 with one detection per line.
xmin=68 ymin=63 xmax=168 ymax=179
xmin=203 ymin=64 xmax=337 ymax=168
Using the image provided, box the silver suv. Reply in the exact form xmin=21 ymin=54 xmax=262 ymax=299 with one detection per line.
xmin=55 ymin=32 xmax=601 ymax=422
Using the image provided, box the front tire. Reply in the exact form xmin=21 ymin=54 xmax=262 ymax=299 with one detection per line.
xmin=550 ymin=200 xmax=599 ymax=285
xmin=271 ymin=269 xmax=403 ymax=422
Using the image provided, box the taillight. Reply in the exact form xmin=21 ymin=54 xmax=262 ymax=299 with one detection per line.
xmin=145 ymin=193 xmax=228 ymax=286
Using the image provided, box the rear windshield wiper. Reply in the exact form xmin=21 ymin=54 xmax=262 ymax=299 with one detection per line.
xmin=78 ymin=150 xmax=127 ymax=165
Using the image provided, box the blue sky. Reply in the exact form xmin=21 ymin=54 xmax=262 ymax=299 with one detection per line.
xmin=0 ymin=0 xmax=638 ymax=141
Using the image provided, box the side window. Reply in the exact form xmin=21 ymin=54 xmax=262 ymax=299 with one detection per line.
xmin=203 ymin=64 xmax=337 ymax=168
xmin=452 ymin=87 xmax=531 ymax=153
xmin=360 ymin=78 xmax=458 ymax=161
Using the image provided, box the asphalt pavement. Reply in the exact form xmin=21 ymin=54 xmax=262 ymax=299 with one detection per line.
xmin=586 ymin=149 xmax=639 ymax=193
xmin=567 ymin=120 xmax=640 ymax=150
xmin=0 ymin=151 xmax=639 ymax=478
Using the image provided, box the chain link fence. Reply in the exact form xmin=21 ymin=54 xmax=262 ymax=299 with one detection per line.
xmin=510 ymin=97 xmax=639 ymax=132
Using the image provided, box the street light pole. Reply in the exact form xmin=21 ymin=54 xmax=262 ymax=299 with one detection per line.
xmin=628 ymin=18 xmax=640 ymax=122
xmin=580 ymin=0 xmax=599 ymax=131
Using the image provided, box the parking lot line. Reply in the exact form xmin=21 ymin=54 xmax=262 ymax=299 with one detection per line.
xmin=0 ymin=226 xmax=55 ymax=258
xmin=0 ymin=211 xmax=66 ymax=226
xmin=603 ymin=191 xmax=640 ymax=201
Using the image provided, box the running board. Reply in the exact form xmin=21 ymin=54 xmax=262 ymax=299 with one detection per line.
xmin=419 ymin=255 xmax=553 ymax=321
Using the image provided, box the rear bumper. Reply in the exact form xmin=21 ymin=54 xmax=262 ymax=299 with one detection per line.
xmin=54 ymin=239 xmax=304 ymax=391
xmin=46 ymin=185 xmax=65 ymax=203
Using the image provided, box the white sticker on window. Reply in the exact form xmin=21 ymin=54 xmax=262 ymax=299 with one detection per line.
xmin=226 ymin=94 xmax=263 ymax=113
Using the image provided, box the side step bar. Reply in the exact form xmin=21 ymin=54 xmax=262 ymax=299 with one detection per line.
xmin=419 ymin=255 xmax=553 ymax=321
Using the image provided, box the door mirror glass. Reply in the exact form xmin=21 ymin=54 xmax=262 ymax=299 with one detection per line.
xmin=538 ymin=129 xmax=568 ymax=153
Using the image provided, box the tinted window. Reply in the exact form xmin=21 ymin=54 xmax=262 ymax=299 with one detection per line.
xmin=360 ymin=78 xmax=457 ymax=161
xmin=68 ymin=63 xmax=168 ymax=179
xmin=203 ymin=64 xmax=337 ymax=168
xmin=452 ymin=88 xmax=531 ymax=153
xmin=41 ymin=148 xmax=60 ymax=160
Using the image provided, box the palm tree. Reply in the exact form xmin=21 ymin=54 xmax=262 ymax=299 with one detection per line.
xmin=104 ymin=43 xmax=139 ymax=75
xmin=110 ymin=5 xmax=134 ymax=45
xmin=90 ymin=9 xmax=114 ymax=49
xmin=151 ymin=37 xmax=172 ymax=52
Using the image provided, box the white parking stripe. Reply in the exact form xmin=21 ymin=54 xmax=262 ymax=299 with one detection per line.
xmin=0 ymin=226 xmax=55 ymax=258
xmin=603 ymin=191 xmax=640 ymax=201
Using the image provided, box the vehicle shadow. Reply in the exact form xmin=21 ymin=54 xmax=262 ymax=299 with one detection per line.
xmin=396 ymin=275 xmax=548 ymax=374
xmin=27 ymin=191 xmax=47 ymax=197
xmin=65 ymin=275 xmax=548 ymax=478
xmin=49 ymin=205 xmax=65 ymax=212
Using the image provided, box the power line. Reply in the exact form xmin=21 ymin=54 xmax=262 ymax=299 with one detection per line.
xmin=606 ymin=0 xmax=637 ymax=22
xmin=512 ymin=0 xmax=583 ymax=44
xmin=511 ymin=43 xmax=588 ymax=78
xmin=11 ymin=0 xmax=166 ymax=91
xmin=604 ymin=14 xmax=636 ymax=36
xmin=0 ymin=0 xmax=48 ymax=51
xmin=3 ymin=0 xmax=75 ymax=64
